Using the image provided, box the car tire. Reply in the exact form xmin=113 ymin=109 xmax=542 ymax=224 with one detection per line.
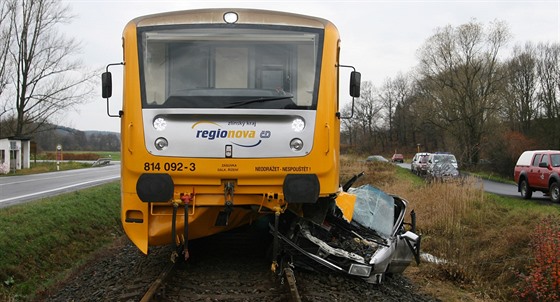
xmin=550 ymin=182 xmax=560 ymax=203
xmin=520 ymin=179 xmax=532 ymax=199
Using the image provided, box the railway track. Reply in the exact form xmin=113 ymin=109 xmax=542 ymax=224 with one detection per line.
xmin=137 ymin=224 xmax=297 ymax=301
xmin=42 ymin=224 xmax=435 ymax=302
xmin=129 ymin=223 xmax=435 ymax=302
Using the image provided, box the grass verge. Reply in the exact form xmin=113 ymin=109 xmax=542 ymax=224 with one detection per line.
xmin=0 ymin=182 xmax=122 ymax=301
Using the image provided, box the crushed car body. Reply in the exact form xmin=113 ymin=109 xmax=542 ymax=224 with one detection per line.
xmin=273 ymin=184 xmax=421 ymax=284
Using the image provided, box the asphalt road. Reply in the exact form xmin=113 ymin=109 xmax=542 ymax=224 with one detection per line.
xmin=0 ymin=163 xmax=120 ymax=209
xmin=396 ymin=162 xmax=549 ymax=201
xmin=479 ymin=177 xmax=548 ymax=200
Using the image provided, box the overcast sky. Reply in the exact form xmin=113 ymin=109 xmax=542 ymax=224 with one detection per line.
xmin=62 ymin=0 xmax=560 ymax=132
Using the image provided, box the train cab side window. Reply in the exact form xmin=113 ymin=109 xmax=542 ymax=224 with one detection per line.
xmin=168 ymin=44 xmax=211 ymax=92
xmin=215 ymin=47 xmax=249 ymax=88
xmin=259 ymin=66 xmax=286 ymax=91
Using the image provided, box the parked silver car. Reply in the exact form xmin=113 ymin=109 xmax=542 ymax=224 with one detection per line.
xmin=365 ymin=155 xmax=389 ymax=163
xmin=427 ymin=152 xmax=458 ymax=170
xmin=274 ymin=184 xmax=421 ymax=284
xmin=427 ymin=154 xmax=460 ymax=182
xmin=411 ymin=152 xmax=430 ymax=176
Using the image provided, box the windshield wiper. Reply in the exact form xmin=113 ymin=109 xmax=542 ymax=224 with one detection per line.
xmin=225 ymin=95 xmax=294 ymax=108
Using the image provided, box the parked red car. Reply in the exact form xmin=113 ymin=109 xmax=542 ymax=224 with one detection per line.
xmin=391 ymin=153 xmax=404 ymax=163
xmin=514 ymin=150 xmax=560 ymax=202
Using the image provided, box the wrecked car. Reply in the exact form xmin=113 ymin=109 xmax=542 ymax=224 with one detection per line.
xmin=273 ymin=184 xmax=421 ymax=284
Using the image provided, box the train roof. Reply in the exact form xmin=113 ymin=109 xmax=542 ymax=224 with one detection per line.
xmin=130 ymin=8 xmax=333 ymax=30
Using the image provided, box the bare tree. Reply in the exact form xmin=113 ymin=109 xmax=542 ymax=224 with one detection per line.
xmin=0 ymin=0 xmax=15 ymax=111
xmin=340 ymin=81 xmax=384 ymax=153
xmin=379 ymin=73 xmax=412 ymax=147
xmin=535 ymin=42 xmax=560 ymax=148
xmin=501 ymin=42 xmax=538 ymax=134
xmin=416 ymin=19 xmax=510 ymax=166
xmin=340 ymin=104 xmax=357 ymax=149
xmin=1 ymin=0 xmax=94 ymax=137
xmin=354 ymin=81 xmax=384 ymax=152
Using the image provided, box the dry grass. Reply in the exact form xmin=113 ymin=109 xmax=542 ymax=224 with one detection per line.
xmin=340 ymin=154 xmax=560 ymax=301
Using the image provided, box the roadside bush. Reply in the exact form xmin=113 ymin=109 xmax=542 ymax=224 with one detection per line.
xmin=483 ymin=130 xmax=536 ymax=178
xmin=514 ymin=217 xmax=560 ymax=301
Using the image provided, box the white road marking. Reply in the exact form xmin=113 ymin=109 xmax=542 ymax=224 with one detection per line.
xmin=0 ymin=176 xmax=120 ymax=204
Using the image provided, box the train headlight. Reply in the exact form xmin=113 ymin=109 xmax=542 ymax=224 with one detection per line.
xmin=154 ymin=137 xmax=168 ymax=150
xmin=291 ymin=118 xmax=305 ymax=132
xmin=290 ymin=138 xmax=303 ymax=151
xmin=153 ymin=117 xmax=167 ymax=131
xmin=223 ymin=12 xmax=238 ymax=24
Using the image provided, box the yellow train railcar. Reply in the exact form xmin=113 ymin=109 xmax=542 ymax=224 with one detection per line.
xmin=102 ymin=8 xmax=360 ymax=260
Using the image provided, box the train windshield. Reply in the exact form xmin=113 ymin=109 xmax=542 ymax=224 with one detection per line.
xmin=138 ymin=26 xmax=322 ymax=109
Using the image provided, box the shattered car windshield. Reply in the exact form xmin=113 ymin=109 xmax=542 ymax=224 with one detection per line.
xmin=347 ymin=185 xmax=394 ymax=237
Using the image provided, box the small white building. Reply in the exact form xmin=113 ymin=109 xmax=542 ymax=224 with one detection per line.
xmin=0 ymin=137 xmax=31 ymax=173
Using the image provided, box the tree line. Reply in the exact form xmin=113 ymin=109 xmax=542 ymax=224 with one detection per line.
xmin=32 ymin=125 xmax=120 ymax=152
xmin=341 ymin=20 xmax=559 ymax=176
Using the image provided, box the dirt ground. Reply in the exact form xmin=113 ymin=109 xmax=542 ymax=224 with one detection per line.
xmin=37 ymin=228 xmax=442 ymax=302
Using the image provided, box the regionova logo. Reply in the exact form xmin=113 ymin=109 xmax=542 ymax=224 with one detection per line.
xmin=191 ymin=121 xmax=271 ymax=148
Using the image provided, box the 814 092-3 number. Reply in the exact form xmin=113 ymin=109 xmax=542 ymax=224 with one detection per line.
xmin=144 ymin=162 xmax=196 ymax=172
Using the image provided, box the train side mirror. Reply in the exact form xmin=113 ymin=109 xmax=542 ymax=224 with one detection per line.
xmin=102 ymin=72 xmax=112 ymax=99
xmin=350 ymin=71 xmax=361 ymax=98
xmin=102 ymin=62 xmax=124 ymax=118
xmin=337 ymin=65 xmax=361 ymax=120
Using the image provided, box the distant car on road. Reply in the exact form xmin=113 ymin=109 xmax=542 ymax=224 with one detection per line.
xmin=391 ymin=153 xmax=404 ymax=163
xmin=411 ymin=152 xmax=430 ymax=176
xmin=426 ymin=153 xmax=459 ymax=180
xmin=514 ymin=150 xmax=560 ymax=202
xmin=366 ymin=155 xmax=389 ymax=163
xmin=427 ymin=152 xmax=458 ymax=169
xmin=427 ymin=158 xmax=460 ymax=182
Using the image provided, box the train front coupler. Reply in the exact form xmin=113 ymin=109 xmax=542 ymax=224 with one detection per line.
xmin=170 ymin=192 xmax=193 ymax=263
xmin=216 ymin=181 xmax=235 ymax=226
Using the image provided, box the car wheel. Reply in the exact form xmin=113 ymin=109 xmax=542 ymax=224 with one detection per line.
xmin=520 ymin=179 xmax=532 ymax=199
xmin=550 ymin=182 xmax=560 ymax=203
